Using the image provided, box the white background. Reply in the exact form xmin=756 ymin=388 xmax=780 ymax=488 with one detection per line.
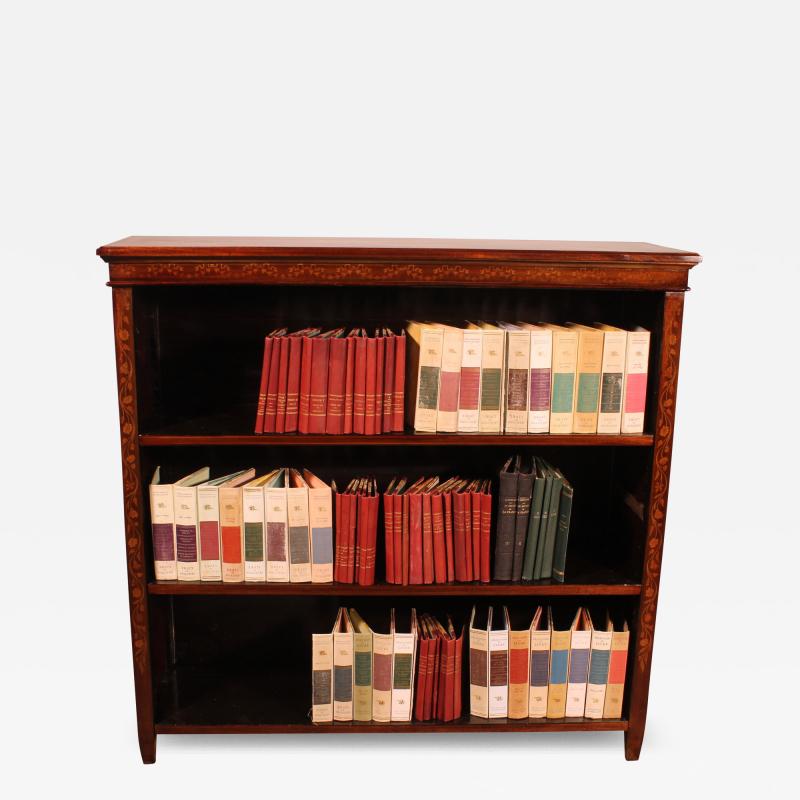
xmin=2 ymin=1 xmax=798 ymax=796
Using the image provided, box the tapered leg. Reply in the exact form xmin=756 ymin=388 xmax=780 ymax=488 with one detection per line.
xmin=139 ymin=731 xmax=157 ymax=764
xmin=624 ymin=728 xmax=643 ymax=761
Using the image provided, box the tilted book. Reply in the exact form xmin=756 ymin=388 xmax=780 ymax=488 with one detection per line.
xmin=621 ymin=327 xmax=651 ymax=434
xmin=585 ymin=613 xmax=613 ymax=719
xmin=391 ymin=608 xmax=418 ymax=722
xmin=406 ymin=321 xmax=444 ymax=433
xmin=547 ymin=608 xmax=570 ymax=719
xmin=172 ymin=467 xmax=211 ymax=581
xmin=569 ymin=323 xmax=604 ymax=434
xmin=566 ymin=608 xmax=592 ymax=717
xmin=521 ymin=458 xmax=546 ymax=582
xmin=349 ymin=608 xmax=373 ymax=722
xmin=287 ymin=469 xmax=311 ymax=583
xmin=539 ymin=466 xmax=563 ymax=580
xmin=311 ymin=629 xmax=333 ymax=724
xmin=595 ymin=324 xmax=627 ymax=434
xmin=477 ymin=323 xmax=505 ymax=433
xmin=303 ymin=469 xmax=334 ymax=583
xmin=552 ymin=477 xmax=573 ymax=583
xmin=243 ymin=471 xmax=278 ymax=582
xmin=469 ymin=606 xmax=490 ymax=719
xmin=436 ymin=324 xmax=463 ymax=432
xmin=546 ymin=325 xmax=578 ymax=434
xmin=603 ymin=619 xmax=630 ymax=719
xmin=528 ymin=606 xmax=551 ymax=718
xmin=507 ymin=609 xmax=531 ymax=719
xmin=502 ymin=325 xmax=530 ymax=434
xmin=333 ymin=608 xmax=354 ymax=722
xmin=532 ymin=465 xmax=555 ymax=580
xmin=457 ymin=327 xmax=482 ymax=432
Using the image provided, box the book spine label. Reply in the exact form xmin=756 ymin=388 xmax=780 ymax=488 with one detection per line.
xmin=488 ymin=629 xmax=509 ymax=718
xmin=547 ymin=630 xmax=571 ymax=718
xmin=597 ymin=330 xmax=627 ymax=434
xmin=585 ymin=630 xmax=612 ymax=719
xmin=566 ymin=628 xmax=592 ymax=717
xmin=308 ymin=338 xmax=330 ymax=435
xmin=573 ymin=329 xmax=604 ymax=433
xmin=508 ymin=630 xmax=530 ymax=719
xmin=621 ymin=330 xmax=651 ymax=434
xmin=219 ymin=487 xmax=244 ymax=583
xmin=265 ymin=487 xmax=289 ymax=582
xmin=478 ymin=331 xmax=504 ymax=433
xmin=333 ymin=630 xmax=354 ymax=721
xmin=150 ymin=483 xmax=177 ymax=581
xmin=284 ymin=335 xmax=304 ymax=432
xmin=549 ymin=330 xmax=578 ymax=434
xmin=392 ymin=333 xmax=406 ymax=432
xmin=414 ymin=327 xmax=444 ymax=432
xmin=469 ymin=626 xmax=489 ymax=718
xmin=311 ymin=632 xmax=333 ymax=723
xmin=457 ymin=329 xmax=482 ymax=432
xmin=391 ymin=632 xmax=416 ymax=721
xmin=287 ymin=486 xmax=311 ymax=583
xmin=528 ymin=329 xmax=552 ymax=433
xmin=372 ymin=633 xmax=393 ymax=722
xmin=437 ymin=328 xmax=462 ymax=432
xmin=603 ymin=630 xmax=630 ymax=718
xmin=174 ymin=485 xmax=200 ymax=582
xmin=505 ymin=331 xmax=530 ymax=433
xmin=198 ymin=486 xmax=222 ymax=581
xmin=242 ymin=486 xmax=266 ymax=582
xmin=352 ymin=631 xmax=373 ymax=722
xmin=529 ymin=629 xmax=551 ymax=718
xmin=308 ymin=486 xmax=333 ymax=583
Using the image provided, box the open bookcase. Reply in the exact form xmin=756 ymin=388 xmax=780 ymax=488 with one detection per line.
xmin=98 ymin=237 xmax=700 ymax=762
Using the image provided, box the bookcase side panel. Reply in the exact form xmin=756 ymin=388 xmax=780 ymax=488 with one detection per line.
xmin=625 ymin=290 xmax=684 ymax=761
xmin=112 ymin=287 xmax=157 ymax=764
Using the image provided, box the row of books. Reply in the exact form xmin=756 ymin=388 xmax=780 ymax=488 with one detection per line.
xmin=311 ymin=605 xmax=629 ymax=723
xmin=495 ymin=456 xmax=573 ymax=583
xmin=469 ymin=606 xmax=629 ymax=719
xmin=254 ymin=328 xmax=406 ymax=434
xmin=407 ymin=321 xmax=650 ymax=435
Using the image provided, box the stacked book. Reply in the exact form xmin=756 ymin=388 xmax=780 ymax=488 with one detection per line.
xmin=332 ymin=477 xmax=380 ymax=585
xmin=383 ymin=476 xmax=493 ymax=585
xmin=149 ymin=466 xmax=334 ymax=583
xmin=494 ymin=456 xmax=573 ymax=583
xmin=254 ymin=328 xmax=406 ymax=434
xmin=406 ymin=321 xmax=650 ymax=435
xmin=469 ymin=606 xmax=629 ymax=720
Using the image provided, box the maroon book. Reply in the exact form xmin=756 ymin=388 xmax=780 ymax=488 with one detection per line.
xmin=274 ymin=336 xmax=290 ymax=433
xmin=409 ymin=487 xmax=424 ymax=584
xmin=382 ymin=331 xmax=395 ymax=434
xmin=453 ymin=487 xmax=467 ymax=582
xmin=421 ymin=487 xmax=435 ymax=584
xmin=431 ymin=491 xmax=447 ymax=584
xmin=414 ymin=633 xmax=430 ymax=721
xmin=471 ymin=484 xmax=482 ymax=583
xmin=383 ymin=485 xmax=395 ymax=584
xmin=298 ymin=334 xmax=316 ymax=434
xmin=285 ymin=330 xmax=312 ymax=433
xmin=364 ymin=335 xmax=377 ymax=436
xmin=263 ymin=330 xmax=285 ymax=433
xmin=254 ymin=335 xmax=273 ymax=433
xmin=325 ymin=335 xmax=347 ymax=435
xmin=374 ymin=332 xmax=385 ymax=434
xmin=308 ymin=336 xmax=331 ymax=434
xmin=353 ymin=331 xmax=367 ymax=434
xmin=444 ymin=489 xmax=455 ymax=583
xmin=392 ymin=330 xmax=406 ymax=432
xmin=480 ymin=482 xmax=492 ymax=583
xmin=343 ymin=334 xmax=356 ymax=434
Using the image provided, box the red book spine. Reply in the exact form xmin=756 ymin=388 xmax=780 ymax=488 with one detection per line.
xmin=480 ymin=488 xmax=492 ymax=583
xmin=422 ymin=490 xmax=434 ymax=584
xmin=444 ymin=491 xmax=455 ymax=583
xmin=347 ymin=492 xmax=357 ymax=584
xmin=383 ymin=490 xmax=395 ymax=584
xmin=392 ymin=332 xmax=406 ymax=432
xmin=298 ymin=336 xmax=314 ymax=434
xmin=264 ymin=335 xmax=283 ymax=432
xmin=343 ymin=336 xmax=356 ymax=434
xmin=431 ymin=493 xmax=447 ymax=583
xmin=443 ymin=637 xmax=456 ymax=722
xmin=382 ymin=333 xmax=395 ymax=434
xmin=367 ymin=492 xmax=379 ymax=585
xmin=393 ymin=490 xmax=403 ymax=585
xmin=275 ymin=336 xmax=290 ymax=433
xmin=401 ymin=494 xmax=410 ymax=585
xmin=334 ymin=489 xmax=344 ymax=582
xmin=471 ymin=489 xmax=482 ymax=583
xmin=284 ymin=335 xmax=304 ymax=433
xmin=325 ymin=337 xmax=347 ymax=435
xmin=355 ymin=492 xmax=366 ymax=584
xmin=429 ymin=636 xmax=441 ymax=721
xmin=454 ymin=631 xmax=464 ymax=719
xmin=353 ymin=335 xmax=367 ymax=434
xmin=409 ymin=491 xmax=424 ymax=584
xmin=364 ymin=336 xmax=377 ymax=435
xmin=414 ymin=635 xmax=430 ymax=721
xmin=374 ymin=334 xmax=385 ymax=434
xmin=254 ymin=336 xmax=273 ymax=433
xmin=453 ymin=490 xmax=467 ymax=582
xmin=463 ymin=491 xmax=474 ymax=581
xmin=308 ymin=337 xmax=330 ymax=434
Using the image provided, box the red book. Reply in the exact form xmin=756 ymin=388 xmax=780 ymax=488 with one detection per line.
xmin=432 ymin=634 xmax=443 ymax=721
xmin=347 ymin=490 xmax=358 ymax=584
xmin=364 ymin=335 xmax=378 ymax=435
xmin=480 ymin=482 xmax=492 ymax=583
xmin=298 ymin=334 xmax=316 ymax=434
xmin=431 ymin=491 xmax=447 ymax=584
xmin=334 ymin=488 xmax=344 ymax=582
xmin=254 ymin=335 xmax=273 ymax=433
xmin=274 ymin=336 xmax=290 ymax=433
xmin=343 ymin=333 xmax=356 ymax=434
xmin=421 ymin=486 xmax=435 ymax=584
xmin=426 ymin=633 xmax=439 ymax=720
xmin=471 ymin=484 xmax=482 ymax=583
xmin=401 ymin=492 xmax=411 ymax=585
xmin=308 ymin=335 xmax=331 ymax=434
xmin=365 ymin=486 xmax=379 ymax=586
xmin=374 ymin=332 xmax=385 ymax=434
xmin=353 ymin=331 xmax=367 ymax=434
xmin=263 ymin=330 xmax=285 ymax=432
xmin=463 ymin=486 xmax=474 ymax=581
xmin=453 ymin=625 xmax=464 ymax=719
xmin=382 ymin=331 xmax=395 ymax=434
xmin=444 ymin=489 xmax=455 ymax=583
xmin=414 ymin=632 xmax=430 ymax=721
xmin=356 ymin=490 xmax=367 ymax=584
xmin=392 ymin=331 xmax=406 ymax=432
xmin=285 ymin=331 xmax=310 ymax=433
xmin=408 ymin=486 xmax=424 ymax=584
xmin=453 ymin=487 xmax=467 ymax=582
xmin=325 ymin=335 xmax=347 ymax=434
xmin=383 ymin=481 xmax=396 ymax=584
xmin=442 ymin=635 xmax=456 ymax=722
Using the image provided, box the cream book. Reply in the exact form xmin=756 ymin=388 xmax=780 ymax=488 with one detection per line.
xmin=311 ymin=629 xmax=334 ymax=723
xmin=243 ymin=470 xmax=277 ymax=582
xmin=173 ymin=467 xmax=210 ymax=582
xmin=219 ymin=469 xmax=256 ymax=583
xmin=436 ymin=324 xmax=463 ymax=432
xmin=603 ymin=618 xmax=630 ymax=719
xmin=523 ymin=324 xmax=552 ymax=434
xmin=390 ymin=608 xmax=417 ymax=722
xmin=547 ymin=607 xmax=570 ymax=718
xmin=528 ymin=605 xmax=551 ymax=718
xmin=567 ymin=324 xmax=604 ymax=434
xmin=303 ymin=468 xmax=334 ymax=583
xmin=264 ymin=469 xmax=290 ymax=583
xmin=372 ymin=613 xmax=393 ymax=722
xmin=349 ymin=608 xmax=373 ymax=722
xmin=468 ymin=605 xmax=490 ymax=718
xmin=333 ymin=607 xmax=354 ymax=722
xmin=149 ymin=467 xmax=177 ymax=581
xmin=488 ymin=606 xmax=509 ymax=718
xmin=457 ymin=326 xmax=482 ymax=432
xmin=477 ymin=323 xmax=506 ymax=433
xmin=595 ymin=324 xmax=628 ymax=434
xmin=197 ymin=470 xmax=251 ymax=581
xmin=565 ymin=607 xmax=592 ymax=717
xmin=501 ymin=325 xmax=530 ymax=434
xmin=287 ymin=468 xmax=311 ymax=583
xmin=507 ymin=608 xmax=530 ymax=720
xmin=585 ymin=612 xmax=613 ymax=719
xmin=406 ymin=321 xmax=444 ymax=433
xmin=546 ymin=325 xmax=578 ymax=434
xmin=621 ymin=327 xmax=651 ymax=434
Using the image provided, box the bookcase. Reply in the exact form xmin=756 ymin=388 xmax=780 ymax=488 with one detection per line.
xmin=98 ymin=236 xmax=700 ymax=762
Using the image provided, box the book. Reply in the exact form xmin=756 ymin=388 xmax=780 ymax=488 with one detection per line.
xmin=603 ymin=618 xmax=630 ymax=719
xmin=264 ymin=329 xmax=287 ymax=433
xmin=297 ymin=330 xmax=318 ymax=434
xmin=527 ymin=325 xmax=553 ymax=433
xmin=274 ymin=334 xmax=290 ymax=433
xmin=303 ymin=469 xmax=334 ymax=583
xmin=511 ymin=457 xmax=534 ymax=581
xmin=325 ymin=333 xmax=348 ymax=435
xmin=406 ymin=321 xmax=444 ymax=433
xmin=391 ymin=608 xmax=417 ymax=722
xmin=457 ymin=326 xmax=482 ymax=432
xmin=414 ymin=620 xmax=431 ymax=721
xmin=595 ymin=324 xmax=628 ymax=434
xmin=488 ymin=606 xmax=509 ymax=718
xmin=528 ymin=606 xmax=551 ymax=718
xmin=265 ymin=469 xmax=290 ymax=583
xmin=621 ymin=327 xmax=651 ymax=434
xmin=343 ymin=330 xmax=357 ymax=434
xmin=421 ymin=479 xmax=436 ymax=583
xmin=364 ymin=332 xmax=378 ymax=435
xmin=349 ymin=608 xmax=373 ymax=722
xmin=502 ymin=324 xmax=530 ymax=434
xmin=569 ymin=323 xmax=604 ymax=434
xmin=547 ymin=325 xmax=579 ymax=434
xmin=309 ymin=329 xmax=339 ymax=434
xmin=243 ymin=471 xmax=277 ymax=582
xmin=547 ymin=608 xmax=570 ymax=719
xmin=353 ymin=330 xmax=368 ymax=434
xmin=219 ymin=468 xmax=256 ymax=583
xmin=477 ymin=323 xmax=505 ymax=433
xmin=374 ymin=330 xmax=385 ymax=434
xmin=173 ymin=467 xmax=211 ymax=581
xmin=333 ymin=607 xmax=354 ymax=722
xmin=539 ymin=466 xmax=564 ymax=580
xmin=565 ymin=607 xmax=592 ymax=717
xmin=436 ymin=324 xmax=463 ymax=432
xmin=149 ymin=467 xmax=197 ymax=581
xmin=431 ymin=482 xmax=448 ymax=583
xmin=286 ymin=329 xmax=317 ymax=432
xmin=470 ymin=480 xmax=482 ymax=582
xmin=532 ymin=464 xmax=554 ymax=581
xmin=372 ymin=613 xmax=393 ymax=722
xmin=392 ymin=330 xmax=406 ymax=432
xmin=382 ymin=329 xmax=395 ymax=433
xmin=507 ymin=609 xmax=531 ymax=719
xmin=383 ymin=478 xmax=397 ymax=584
xmin=287 ymin=468 xmax=311 ymax=583
xmin=493 ymin=455 xmax=519 ymax=581
xmin=311 ymin=628 xmax=334 ymax=723
xmin=452 ymin=480 xmax=468 ymax=582
xmin=479 ymin=480 xmax=492 ymax=583
xmin=521 ymin=459 xmax=546 ymax=581
xmin=585 ymin=612 xmax=613 ymax=719
xmin=469 ymin=606 xmax=490 ymax=718
xmin=552 ymin=476 xmax=573 ymax=583
xmin=254 ymin=329 xmax=283 ymax=433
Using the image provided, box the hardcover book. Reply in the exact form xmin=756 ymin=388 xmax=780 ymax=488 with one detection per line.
xmin=349 ymin=608 xmax=373 ymax=722
xmin=391 ymin=608 xmax=418 ymax=722
xmin=585 ymin=613 xmax=613 ymax=719
xmin=526 ymin=325 xmax=553 ymax=433
xmin=372 ymin=613 xmax=393 ymax=722
xmin=457 ymin=327 xmax=482 ymax=432
xmin=569 ymin=323 xmax=604 ymax=434
xmin=219 ymin=468 xmax=256 ymax=583
xmin=546 ymin=325 xmax=579 ymax=434
xmin=507 ymin=609 xmax=531 ymax=719
xmin=488 ymin=607 xmax=509 ymax=718
xmin=172 ymin=467 xmax=211 ymax=581
xmin=547 ymin=608 xmax=570 ymax=719
xmin=406 ymin=321 xmax=444 ymax=433
xmin=243 ymin=471 xmax=277 ymax=582
xmin=436 ymin=324 xmax=463 ymax=432
xmin=621 ymin=327 xmax=651 ymax=434
xmin=603 ymin=618 xmax=630 ymax=719
xmin=469 ymin=606 xmax=490 ymax=719
xmin=493 ymin=456 xmax=519 ymax=581
xmin=477 ymin=323 xmax=505 ymax=433
xmin=264 ymin=469 xmax=290 ymax=583
xmin=311 ymin=630 xmax=334 ymax=723
xmin=595 ymin=324 xmax=628 ymax=434
xmin=303 ymin=469 xmax=334 ymax=583
xmin=565 ymin=607 xmax=592 ymax=717
xmin=287 ymin=468 xmax=312 ymax=583
xmin=333 ymin=608 xmax=355 ymax=722
xmin=528 ymin=606 xmax=551 ymax=718
xmin=502 ymin=325 xmax=530 ymax=434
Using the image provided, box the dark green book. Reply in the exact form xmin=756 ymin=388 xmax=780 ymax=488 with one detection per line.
xmin=532 ymin=465 xmax=554 ymax=580
xmin=551 ymin=478 xmax=573 ymax=583
xmin=540 ymin=468 xmax=563 ymax=579
xmin=493 ymin=455 xmax=519 ymax=581
xmin=511 ymin=458 xmax=534 ymax=581
xmin=521 ymin=459 xmax=547 ymax=581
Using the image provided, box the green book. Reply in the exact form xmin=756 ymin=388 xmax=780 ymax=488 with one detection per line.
xmin=533 ymin=465 xmax=554 ymax=580
xmin=540 ymin=468 xmax=563 ymax=579
xmin=521 ymin=458 xmax=547 ymax=581
xmin=551 ymin=478 xmax=573 ymax=583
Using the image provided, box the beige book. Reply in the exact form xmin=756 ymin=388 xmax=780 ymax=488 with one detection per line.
xmin=568 ymin=324 xmax=604 ymax=434
xmin=546 ymin=325 xmax=579 ymax=434
xmin=149 ymin=467 xmax=177 ymax=581
xmin=436 ymin=324 xmax=463 ymax=432
xmin=528 ymin=606 xmax=551 ymax=718
xmin=173 ymin=471 xmax=209 ymax=582
xmin=349 ymin=608 xmax=373 ymax=722
xmin=603 ymin=621 xmax=630 ymax=719
xmin=303 ymin=469 xmax=334 ymax=584
xmin=457 ymin=327 xmax=482 ymax=432
xmin=547 ymin=607 xmax=571 ymax=719
xmin=621 ymin=327 xmax=651 ymax=434
xmin=502 ymin=326 xmax=531 ymax=434
xmin=477 ymin=323 xmax=506 ymax=433
xmin=311 ymin=630 xmax=334 ymax=723
xmin=390 ymin=608 xmax=417 ymax=721
xmin=595 ymin=324 xmax=628 ymax=434
xmin=469 ymin=606 xmax=490 ymax=718
xmin=218 ymin=468 xmax=255 ymax=583
xmin=585 ymin=615 xmax=613 ymax=719
xmin=287 ymin=469 xmax=311 ymax=583
xmin=488 ymin=606 xmax=509 ymax=718
xmin=242 ymin=471 xmax=277 ymax=582
xmin=565 ymin=608 xmax=592 ymax=717
xmin=522 ymin=324 xmax=553 ymax=433
xmin=333 ymin=608 xmax=354 ymax=721
xmin=372 ymin=617 xmax=393 ymax=723
xmin=406 ymin=321 xmax=444 ymax=432
xmin=265 ymin=469 xmax=289 ymax=583
xmin=507 ymin=610 xmax=531 ymax=719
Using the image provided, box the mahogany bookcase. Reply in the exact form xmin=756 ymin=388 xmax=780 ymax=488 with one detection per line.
xmin=98 ymin=237 xmax=700 ymax=763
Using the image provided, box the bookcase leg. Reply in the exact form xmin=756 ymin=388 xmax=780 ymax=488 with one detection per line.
xmin=139 ymin=730 xmax=157 ymax=764
xmin=624 ymin=728 xmax=643 ymax=761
